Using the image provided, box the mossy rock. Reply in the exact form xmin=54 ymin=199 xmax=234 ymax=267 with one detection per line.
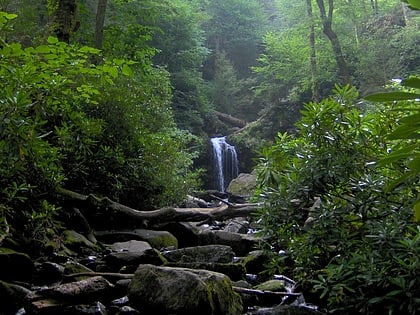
xmin=128 ymin=264 xmax=243 ymax=315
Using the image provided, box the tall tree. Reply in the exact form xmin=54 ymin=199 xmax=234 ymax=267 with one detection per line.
xmin=50 ymin=0 xmax=79 ymax=43
xmin=306 ymin=0 xmax=320 ymax=101
xmin=95 ymin=0 xmax=107 ymax=49
xmin=315 ymin=0 xmax=350 ymax=84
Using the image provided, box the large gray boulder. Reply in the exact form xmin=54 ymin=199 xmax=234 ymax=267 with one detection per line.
xmin=127 ymin=264 xmax=243 ymax=315
xmin=227 ymin=172 xmax=257 ymax=198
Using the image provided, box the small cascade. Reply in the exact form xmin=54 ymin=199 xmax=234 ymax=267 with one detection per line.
xmin=211 ymin=136 xmax=239 ymax=192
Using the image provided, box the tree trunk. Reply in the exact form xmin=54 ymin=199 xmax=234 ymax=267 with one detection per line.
xmin=315 ymin=0 xmax=351 ymax=85
xmin=95 ymin=0 xmax=108 ymax=49
xmin=51 ymin=0 xmax=79 ymax=43
xmin=306 ymin=0 xmax=320 ymax=101
xmin=56 ymin=187 xmax=261 ymax=230
xmin=214 ymin=110 xmax=247 ymax=128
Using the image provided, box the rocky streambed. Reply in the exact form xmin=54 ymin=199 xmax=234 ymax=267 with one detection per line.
xmin=0 ymin=218 xmax=322 ymax=315
xmin=1 ymin=176 xmax=322 ymax=315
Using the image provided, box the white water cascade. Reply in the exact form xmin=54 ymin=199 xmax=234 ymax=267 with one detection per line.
xmin=211 ymin=137 xmax=239 ymax=192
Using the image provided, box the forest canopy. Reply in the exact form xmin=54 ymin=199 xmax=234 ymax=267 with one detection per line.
xmin=0 ymin=1 xmax=419 ymax=314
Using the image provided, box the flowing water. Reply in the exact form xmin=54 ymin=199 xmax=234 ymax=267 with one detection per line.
xmin=211 ymin=137 xmax=239 ymax=192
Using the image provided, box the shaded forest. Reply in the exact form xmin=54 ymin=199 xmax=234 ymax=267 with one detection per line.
xmin=0 ymin=0 xmax=419 ymax=314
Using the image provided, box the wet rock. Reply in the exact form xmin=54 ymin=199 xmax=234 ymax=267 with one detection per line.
xmin=162 ymin=245 xmax=235 ymax=263
xmin=62 ymin=230 xmax=100 ymax=255
xmin=227 ymin=172 xmax=257 ymax=199
xmin=111 ymin=240 xmax=152 ymax=252
xmin=95 ymin=229 xmax=178 ymax=250
xmin=243 ymin=250 xmax=277 ymax=275
xmin=165 ymin=262 xmax=246 ymax=281
xmin=198 ymin=230 xmax=260 ymax=256
xmin=224 ymin=219 xmax=250 ymax=234
xmin=0 ymin=280 xmax=32 ymax=315
xmin=36 ymin=262 xmax=65 ymax=285
xmin=254 ymin=280 xmax=286 ymax=292
xmin=127 ymin=264 xmax=243 ymax=315
xmin=101 ymin=246 xmax=166 ymax=273
xmin=116 ymin=305 xmax=141 ymax=315
xmin=63 ymin=301 xmax=108 ymax=315
xmin=25 ymin=276 xmax=116 ymax=314
xmin=0 ymin=250 xmax=35 ymax=282
xmin=63 ymin=261 xmax=95 ymax=281
xmin=156 ymin=222 xmax=200 ymax=248
xmin=130 ymin=229 xmax=178 ymax=250
xmin=248 ymin=304 xmax=322 ymax=315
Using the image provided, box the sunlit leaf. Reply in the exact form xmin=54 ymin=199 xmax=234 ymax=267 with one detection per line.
xmin=364 ymin=92 xmax=420 ymax=102
xmin=47 ymin=36 xmax=59 ymax=44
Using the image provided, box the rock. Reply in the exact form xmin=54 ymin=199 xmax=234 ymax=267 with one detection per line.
xmin=130 ymin=229 xmax=178 ymax=250
xmin=127 ymin=264 xmax=243 ymax=315
xmin=111 ymin=240 xmax=152 ymax=252
xmin=165 ymin=262 xmax=246 ymax=281
xmin=248 ymin=304 xmax=322 ymax=315
xmin=156 ymin=222 xmax=200 ymax=248
xmin=62 ymin=230 xmax=100 ymax=255
xmin=36 ymin=262 xmax=65 ymax=285
xmin=254 ymin=280 xmax=286 ymax=292
xmin=197 ymin=230 xmax=260 ymax=256
xmin=25 ymin=276 xmax=116 ymax=314
xmin=63 ymin=261 xmax=95 ymax=281
xmin=95 ymin=229 xmax=178 ymax=250
xmin=116 ymin=305 xmax=140 ymax=315
xmin=162 ymin=245 xmax=235 ymax=263
xmin=63 ymin=301 xmax=108 ymax=315
xmin=227 ymin=172 xmax=257 ymax=199
xmin=0 ymin=250 xmax=35 ymax=282
xmin=0 ymin=280 xmax=32 ymax=315
xmin=100 ymin=241 xmax=165 ymax=273
xmin=224 ymin=219 xmax=250 ymax=234
xmin=243 ymin=250 xmax=277 ymax=275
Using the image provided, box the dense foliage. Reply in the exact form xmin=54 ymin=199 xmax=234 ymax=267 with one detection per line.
xmin=0 ymin=11 xmax=199 ymax=245
xmin=255 ymin=84 xmax=419 ymax=314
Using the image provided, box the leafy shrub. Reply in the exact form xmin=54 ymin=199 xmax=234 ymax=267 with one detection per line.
xmin=0 ymin=11 xmax=200 ymax=246
xmin=255 ymin=85 xmax=419 ymax=314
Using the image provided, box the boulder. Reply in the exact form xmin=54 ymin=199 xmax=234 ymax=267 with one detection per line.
xmin=99 ymin=241 xmax=166 ymax=272
xmin=0 ymin=280 xmax=32 ymax=314
xmin=243 ymin=250 xmax=277 ymax=275
xmin=0 ymin=250 xmax=35 ymax=282
xmin=224 ymin=219 xmax=250 ymax=234
xmin=25 ymin=276 xmax=117 ymax=314
xmin=198 ymin=230 xmax=260 ymax=256
xmin=62 ymin=230 xmax=100 ymax=255
xmin=165 ymin=262 xmax=246 ymax=281
xmin=227 ymin=172 xmax=257 ymax=199
xmin=127 ymin=264 xmax=243 ymax=315
xmin=95 ymin=229 xmax=178 ymax=250
xmin=162 ymin=245 xmax=235 ymax=263
xmin=111 ymin=240 xmax=152 ymax=253
xmin=254 ymin=280 xmax=286 ymax=292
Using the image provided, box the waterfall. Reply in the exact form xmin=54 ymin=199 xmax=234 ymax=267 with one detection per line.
xmin=211 ymin=137 xmax=239 ymax=192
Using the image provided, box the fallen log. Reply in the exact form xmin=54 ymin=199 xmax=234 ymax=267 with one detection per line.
xmin=214 ymin=110 xmax=247 ymax=128
xmin=56 ymin=187 xmax=262 ymax=229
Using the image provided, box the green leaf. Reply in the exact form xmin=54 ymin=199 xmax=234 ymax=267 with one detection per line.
xmin=36 ymin=45 xmax=51 ymax=54
xmin=122 ymin=64 xmax=134 ymax=77
xmin=364 ymin=92 xmax=420 ymax=102
xmin=47 ymin=36 xmax=59 ymax=44
xmin=414 ymin=200 xmax=420 ymax=222
xmin=402 ymin=77 xmax=420 ymax=89
xmin=407 ymin=0 xmax=420 ymax=9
